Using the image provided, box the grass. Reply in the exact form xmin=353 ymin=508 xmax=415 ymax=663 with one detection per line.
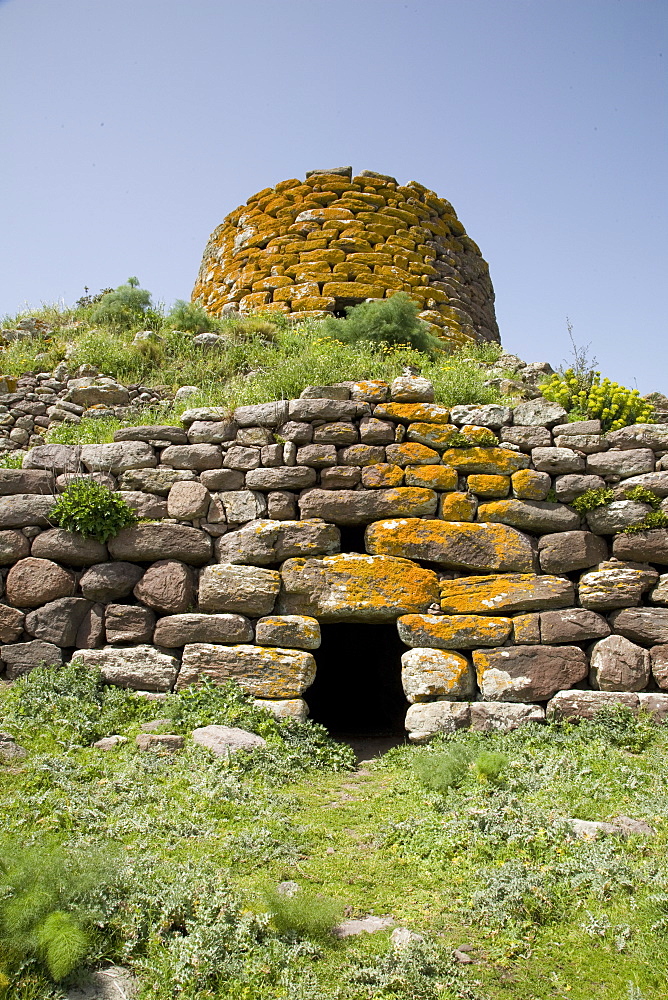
xmin=1 ymin=299 xmax=507 ymax=415
xmin=1 ymin=665 xmax=667 ymax=998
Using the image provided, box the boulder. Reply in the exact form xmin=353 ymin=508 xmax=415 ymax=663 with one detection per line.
xmin=108 ymin=524 xmax=212 ymax=565
xmin=298 ymin=488 xmax=438 ymax=524
xmin=469 ymin=702 xmax=545 ymax=732
xmin=177 ymin=643 xmax=316 ymax=698
xmin=650 ymin=646 xmax=668 ymax=690
xmin=613 ymin=529 xmax=668 ymax=565
xmin=135 ymin=732 xmax=183 ymax=751
xmin=589 ymin=635 xmax=651 ymax=691
xmin=80 ymin=442 xmax=157 ymax=475
xmin=75 ymin=645 xmax=178 ymax=691
xmin=389 ymin=375 xmax=434 ymax=403
xmin=0 ymin=639 xmax=63 ymax=678
xmin=277 ymin=553 xmax=439 ymax=622
xmin=0 ymin=529 xmax=30 ymax=565
xmin=117 ymin=468 xmax=196 ymax=495
xmin=198 ymin=563 xmax=280 ymax=615
xmin=397 ymin=613 xmax=512 ymax=649
xmin=233 ymin=401 xmax=290 ymax=427
xmin=255 ymin=615 xmax=321 ymax=649
xmin=153 ymin=613 xmax=253 ymax=646
xmin=404 ymin=701 xmax=471 ymax=743
xmin=473 ymin=645 xmax=588 ymax=701
xmin=192 ymin=725 xmax=266 ymax=755
xmin=530 ymin=447 xmax=584 ymax=474
xmin=476 ymin=498 xmax=580 ymax=533
xmin=64 ymin=376 xmax=129 ymax=407
xmin=215 ymin=519 xmax=340 ymax=565
xmin=538 ymin=530 xmax=608 ymax=574
xmin=133 ymin=560 xmax=194 ymax=614
xmin=365 ymin=519 xmax=535 ymax=573
xmin=30 ymin=528 xmax=108 ymax=566
xmin=546 ymin=689 xmax=639 ymax=722
xmin=401 ymin=648 xmax=474 ymax=702
xmin=104 ymin=604 xmax=156 ymax=644
xmin=167 ymin=481 xmax=211 ymax=519
xmin=450 ymin=404 xmax=512 ymax=428
xmin=5 ymin=557 xmax=75 ymax=607
xmin=579 ymin=562 xmax=658 ymax=610
xmin=0 ymin=468 xmax=54 ymax=495
xmin=439 ymin=447 xmax=529 ymax=475
xmin=605 ymin=424 xmax=668 ymax=451
xmin=553 ymin=473 xmax=607 ymax=503
xmin=79 ymin=562 xmax=144 ymax=602
xmin=512 ymin=399 xmax=567 ymax=427
xmin=609 ymin=607 xmax=668 ymax=645
xmin=24 ymin=598 xmax=92 ymax=646
xmin=114 ymin=424 xmax=188 ymax=444
xmin=23 ymin=444 xmax=81 ymax=474
xmin=586 ymin=500 xmax=652 ymax=534
xmin=187 ymin=419 xmax=238 ymax=444
xmin=0 ymin=494 xmax=57 ymax=528
xmin=216 ymin=490 xmax=267 ymax=523
xmin=119 ymin=491 xmax=168 ymax=519
xmin=440 ymin=573 xmax=574 ymax=615
xmin=539 ymin=609 xmax=610 ymax=644
xmin=0 ymin=604 xmax=25 ymax=643
xmin=253 ymin=698 xmax=309 ymax=721
xmin=244 ymin=467 xmax=317 ymax=490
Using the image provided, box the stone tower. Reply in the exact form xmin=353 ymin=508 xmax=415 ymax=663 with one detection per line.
xmin=192 ymin=167 xmax=500 ymax=348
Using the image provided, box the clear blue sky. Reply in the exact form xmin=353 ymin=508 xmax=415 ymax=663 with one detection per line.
xmin=1 ymin=0 xmax=666 ymax=392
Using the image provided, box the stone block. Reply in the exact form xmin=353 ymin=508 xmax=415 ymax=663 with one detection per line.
xmin=276 ymin=421 xmax=313 ymax=444
xmin=450 ymin=404 xmax=512 ymax=428
xmin=255 ymin=615 xmax=321 ymax=649
xmin=338 ymin=444 xmax=386 ymax=467
xmin=553 ymin=473 xmax=607 ymax=503
xmin=217 ymin=489 xmax=267 ymax=522
xmin=223 ymin=445 xmax=261 ymax=470
xmin=200 ymin=468 xmax=245 ymax=491
xmin=118 ymin=468 xmax=196 ymax=495
xmin=406 ymin=423 xmax=463 ymax=451
xmin=245 ymin=467 xmax=317 ymax=490
xmin=167 ymin=481 xmax=210 ymax=520
xmin=365 ymin=518 xmax=535 ymax=572
xmin=118 ymin=492 xmax=168 ymax=519
xmin=540 ymin=608 xmax=610 ymax=644
xmin=404 ymin=701 xmax=471 ymax=742
xmin=467 ymin=474 xmax=510 ymax=498
xmin=552 ymin=419 xmax=602 ymax=437
xmin=313 ymin=422 xmax=358 ymax=445
xmin=586 ymin=500 xmax=652 ymax=534
xmin=0 ymin=639 xmax=63 ymax=678
xmin=389 ymin=376 xmax=434 ymax=403
xmin=80 ymin=442 xmax=157 ymax=475
xmin=512 ymin=399 xmax=567 ymax=427
xmin=199 ymin=563 xmax=281 ymax=615
xmin=546 ymin=689 xmax=639 ymax=722
xmin=589 ymin=634 xmax=650 ymax=691
xmin=385 ymin=443 xmax=441 ymax=466
xmin=0 ymin=604 xmax=25 ymax=643
xmin=114 ymin=424 xmax=188 ymax=444
xmin=439 ymin=447 xmax=529 ymax=475
xmin=153 ymin=612 xmax=252 ymax=646
xmin=538 ymin=530 xmax=608 ymax=574
xmin=234 ymin=401 xmax=290 ymax=427
xmin=613 ymin=529 xmax=668 ymax=565
xmin=104 ymin=604 xmax=156 ymax=644
xmin=187 ymin=419 xmax=237 ymax=444
xmin=469 ymin=702 xmax=545 ymax=732
xmin=477 ymin=498 xmax=580 ymax=533
xmin=586 ymin=449 xmax=655 ymax=478
xmin=0 ymin=494 xmax=57 ymax=528
xmin=501 ymin=426 xmax=552 ymax=451
xmin=215 ymin=519 xmax=339 ymax=565
xmin=177 ymin=643 xmax=316 ymax=698
xmin=374 ymin=402 xmax=451 ymax=424
xmin=79 ymin=562 xmax=144 ymax=602
xmin=192 ymin=724 xmax=266 ymax=755
xmin=288 ymin=399 xmax=361 ymax=422
xmin=267 ymin=491 xmax=297 ymax=519
xmin=5 ymin=557 xmax=75 ymax=607
xmin=75 ymin=645 xmax=179 ymax=691
xmin=650 ymin=574 xmax=668 ymax=605
xmin=296 ymin=445 xmax=338 ymax=468
xmin=133 ymin=560 xmax=194 ymax=614
xmin=578 ymin=562 xmax=658 ymax=610
xmin=351 ymin=380 xmax=390 ymax=403
xmin=299 ymin=384 xmax=350 ymax=400
xmin=0 ymin=468 xmax=55 ymax=495
xmin=24 ymin=597 xmax=92 ymax=646
xmin=615 ymin=472 xmax=668 ymax=497
xmin=637 ymin=691 xmax=668 ymax=721
xmin=531 ymin=447 xmax=585 ymax=474
xmin=361 ymin=464 xmax=404 ymax=488
xmin=397 ymin=613 xmax=512 ymax=649
xmin=605 ymin=424 xmax=668 ymax=451
xmin=473 ymin=645 xmax=588 ymax=701
xmin=108 ymin=524 xmax=212 ymax=565
xmin=75 ymin=602 xmax=104 ymax=648
xmin=512 ymin=613 xmax=541 ymax=643
xmin=160 ymin=444 xmax=222 ymax=471
xmin=511 ymin=469 xmax=551 ymax=500
xmin=30 ymin=528 xmax=108 ymax=566
xmin=359 ymin=417 xmax=395 ymax=444
xmin=553 ymin=433 xmax=604 ymax=454
xmin=277 ymin=553 xmax=439 ymax=622
xmin=253 ymin=698 xmax=309 ymax=721
xmin=650 ymin=645 xmax=668 ymax=690
xmin=440 ymin=574 xmax=574 ymax=615
xmin=404 ymin=465 xmax=458 ymax=490
xmin=0 ymin=529 xmax=30 ymax=565
xmin=298 ymin=487 xmax=437 ymax=524
xmin=22 ymin=443 xmax=81 ymax=474
xmin=438 ymin=492 xmax=477 ymax=521
xmin=401 ymin=648 xmax=474 ymax=703
xmin=609 ymin=607 xmax=668 ymax=645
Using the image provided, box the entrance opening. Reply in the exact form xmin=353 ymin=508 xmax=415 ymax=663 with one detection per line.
xmin=307 ymin=624 xmax=407 ymax=739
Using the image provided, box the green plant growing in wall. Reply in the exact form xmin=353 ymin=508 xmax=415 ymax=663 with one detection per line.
xmin=621 ymin=510 xmax=668 ymax=534
xmin=540 ymin=369 xmax=655 ymax=431
xmin=570 ymin=488 xmax=616 ymax=514
xmin=623 ymin=485 xmax=662 ymax=509
xmin=90 ymin=276 xmax=153 ymax=331
xmin=322 ymin=292 xmax=444 ymax=354
xmin=50 ymin=479 xmax=137 ymax=543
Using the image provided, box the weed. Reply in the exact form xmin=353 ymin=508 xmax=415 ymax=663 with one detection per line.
xmin=622 ymin=511 xmax=668 ymax=534
xmin=346 ymin=936 xmax=482 ymax=999
xmin=0 ymin=453 xmax=23 ymax=469
xmin=414 ymin=746 xmax=472 ymax=793
xmin=46 ymin=416 xmax=122 ymax=445
xmin=323 ymin=293 xmax=444 ymax=355
xmin=623 ymin=485 xmax=662 ymax=509
xmin=473 ymin=750 xmax=508 ymax=783
xmin=167 ymin=299 xmax=218 ymax=334
xmin=260 ymin=885 xmax=342 ymax=939
xmin=50 ymin=479 xmax=138 ymax=543
xmin=570 ymin=487 xmax=615 ymax=514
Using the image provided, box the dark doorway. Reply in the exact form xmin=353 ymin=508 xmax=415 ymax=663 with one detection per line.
xmin=306 ymin=624 xmax=407 ymax=737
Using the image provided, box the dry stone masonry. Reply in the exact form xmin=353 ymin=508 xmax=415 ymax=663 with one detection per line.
xmin=192 ymin=167 xmax=499 ymax=347
xmin=2 ymin=375 xmax=668 ymax=739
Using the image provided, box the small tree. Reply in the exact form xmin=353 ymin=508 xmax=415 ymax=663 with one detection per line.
xmin=90 ymin=276 xmax=153 ymax=331
xmin=322 ymin=292 xmax=444 ymax=354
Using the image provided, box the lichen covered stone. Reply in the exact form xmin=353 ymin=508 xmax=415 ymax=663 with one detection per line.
xmin=365 ymin=519 xmax=535 ymax=572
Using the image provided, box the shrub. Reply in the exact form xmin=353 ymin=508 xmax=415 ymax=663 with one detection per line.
xmin=167 ymin=299 xmax=218 ymax=334
xmin=571 ymin=487 xmax=615 ymax=514
xmin=90 ymin=277 xmax=153 ymax=331
xmin=322 ymin=292 xmax=444 ymax=354
xmin=50 ymin=479 xmax=137 ymax=543
xmin=260 ymin=885 xmax=342 ymax=939
xmin=413 ymin=746 xmax=472 ymax=793
xmin=540 ymin=368 xmax=655 ymax=431
xmin=473 ymin=750 xmax=508 ymax=783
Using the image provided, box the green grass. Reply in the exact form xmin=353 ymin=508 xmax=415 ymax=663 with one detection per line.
xmin=1 ymin=665 xmax=667 ymax=998
xmin=1 ymin=300 xmax=506 ymax=414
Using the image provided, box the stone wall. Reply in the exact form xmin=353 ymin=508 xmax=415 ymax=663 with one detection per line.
xmin=192 ymin=167 xmax=499 ymax=348
xmin=2 ymin=375 xmax=668 ymax=740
